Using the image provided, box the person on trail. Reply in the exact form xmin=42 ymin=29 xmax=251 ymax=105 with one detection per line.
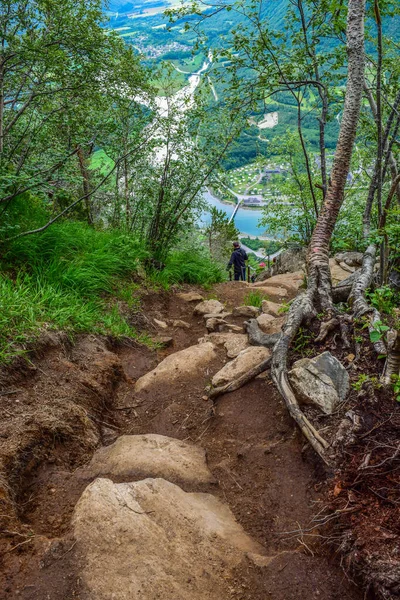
xmin=227 ymin=241 xmax=248 ymax=281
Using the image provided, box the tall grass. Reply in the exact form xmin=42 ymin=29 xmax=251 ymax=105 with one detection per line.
xmin=243 ymin=290 xmax=269 ymax=308
xmin=152 ymin=249 xmax=226 ymax=288
xmin=1 ymin=212 xmax=226 ymax=362
xmin=0 ymin=222 xmax=149 ymax=362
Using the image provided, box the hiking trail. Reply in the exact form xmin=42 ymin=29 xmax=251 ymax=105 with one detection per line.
xmin=0 ymin=273 xmax=364 ymax=600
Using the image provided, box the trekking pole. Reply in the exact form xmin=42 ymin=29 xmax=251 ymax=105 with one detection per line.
xmin=247 ymin=265 xmax=250 ymax=283
xmin=229 ymin=269 xmax=232 ymax=281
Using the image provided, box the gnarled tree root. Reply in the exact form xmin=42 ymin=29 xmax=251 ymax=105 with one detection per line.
xmin=349 ymin=244 xmax=387 ymax=356
xmin=209 ymin=357 xmax=272 ymax=401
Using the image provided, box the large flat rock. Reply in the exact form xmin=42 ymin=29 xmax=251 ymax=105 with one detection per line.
xmin=134 ymin=342 xmax=217 ymax=393
xmin=85 ymin=434 xmax=214 ymax=487
xmin=224 ymin=333 xmax=249 ymax=358
xmin=73 ymin=477 xmax=264 ymax=600
xmin=212 ymin=346 xmax=271 ymax=387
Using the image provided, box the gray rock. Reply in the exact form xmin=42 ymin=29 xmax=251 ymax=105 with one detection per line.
xmin=334 ymin=251 xmax=364 ymax=267
xmin=205 ymin=317 xmax=227 ymax=332
xmin=289 ymin=351 xmax=349 ymax=415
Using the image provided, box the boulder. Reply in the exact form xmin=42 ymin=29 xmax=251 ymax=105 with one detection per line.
xmin=232 ymin=305 xmax=260 ymax=318
xmin=256 ymin=314 xmax=285 ymax=334
xmin=198 ymin=333 xmax=232 ymax=347
xmin=288 ymin=351 xmax=350 ymax=415
xmin=177 ymin=292 xmax=204 ymax=302
xmin=256 ymin=246 xmax=306 ymax=279
xmin=261 ymin=300 xmax=282 ymax=317
xmin=194 ymin=299 xmax=224 ymax=316
xmin=334 ymin=251 xmax=363 ymax=267
xmin=84 ymin=434 xmax=214 ymax=487
xmin=212 ymin=347 xmax=271 ymax=387
xmin=134 ymin=342 xmax=217 ymax=393
xmin=253 ymin=272 xmax=303 ymax=294
xmin=329 ymin=259 xmax=352 ymax=284
xmin=73 ymin=478 xmax=263 ymax=600
xmin=223 ymin=334 xmax=249 ymax=358
xmin=172 ymin=319 xmax=190 ymax=329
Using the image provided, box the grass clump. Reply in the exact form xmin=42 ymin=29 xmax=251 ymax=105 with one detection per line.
xmin=151 ymin=249 xmax=226 ymax=288
xmin=243 ymin=290 xmax=268 ymax=308
xmin=0 ymin=221 xmax=150 ymax=362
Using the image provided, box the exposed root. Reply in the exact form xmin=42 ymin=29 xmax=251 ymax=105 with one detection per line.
xmin=380 ymin=330 xmax=400 ymax=386
xmin=209 ymin=357 xmax=272 ymax=401
xmin=270 ymin=291 xmax=333 ymax=464
xmin=244 ymin=319 xmax=281 ymax=348
xmin=349 ymin=244 xmax=387 ymax=356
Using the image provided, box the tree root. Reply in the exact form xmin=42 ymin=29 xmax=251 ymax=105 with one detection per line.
xmin=349 ymin=244 xmax=387 ymax=356
xmin=244 ymin=319 xmax=281 ymax=348
xmin=380 ymin=330 xmax=400 ymax=386
xmin=209 ymin=357 xmax=272 ymax=401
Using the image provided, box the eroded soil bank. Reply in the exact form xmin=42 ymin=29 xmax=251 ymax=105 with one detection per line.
xmin=0 ymin=285 xmax=367 ymax=600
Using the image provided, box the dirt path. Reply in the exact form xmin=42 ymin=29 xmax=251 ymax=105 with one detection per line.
xmin=0 ymin=284 xmax=365 ymax=600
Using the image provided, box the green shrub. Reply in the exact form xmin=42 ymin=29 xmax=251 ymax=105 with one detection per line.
xmin=243 ymin=290 xmax=268 ymax=308
xmin=152 ymin=249 xmax=226 ymax=287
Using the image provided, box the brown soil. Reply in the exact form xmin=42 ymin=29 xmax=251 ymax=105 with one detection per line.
xmin=0 ymin=284 xmax=368 ymax=600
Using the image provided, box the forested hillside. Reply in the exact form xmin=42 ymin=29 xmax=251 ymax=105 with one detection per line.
xmin=1 ymin=1 xmax=400 ymax=599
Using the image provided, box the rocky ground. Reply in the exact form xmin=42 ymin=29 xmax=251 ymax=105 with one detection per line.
xmin=0 ymin=266 xmax=397 ymax=599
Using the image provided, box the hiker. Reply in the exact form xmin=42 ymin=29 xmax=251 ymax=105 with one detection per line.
xmin=227 ymin=241 xmax=248 ymax=281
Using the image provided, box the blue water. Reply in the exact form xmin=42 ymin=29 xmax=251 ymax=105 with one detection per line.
xmin=201 ymin=190 xmax=268 ymax=237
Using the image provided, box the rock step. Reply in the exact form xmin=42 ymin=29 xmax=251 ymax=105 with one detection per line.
xmin=73 ymin=477 xmax=266 ymax=600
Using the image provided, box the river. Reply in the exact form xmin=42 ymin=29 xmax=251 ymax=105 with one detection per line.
xmin=200 ymin=189 xmax=269 ymax=238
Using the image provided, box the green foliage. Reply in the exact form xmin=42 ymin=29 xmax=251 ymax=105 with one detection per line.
xmin=352 ymin=374 xmax=381 ymax=392
xmin=151 ymin=248 xmax=226 ymax=287
xmin=204 ymin=207 xmax=240 ymax=264
xmin=3 ymin=222 xmax=147 ymax=297
xmin=0 ymin=220 xmax=151 ymax=362
xmin=368 ymin=320 xmax=390 ymax=344
xmin=392 ymin=374 xmax=400 ymax=403
xmin=367 ymin=286 xmax=398 ymax=316
xmin=243 ymin=290 xmax=267 ymax=308
xmin=240 ymin=237 xmax=282 ymax=255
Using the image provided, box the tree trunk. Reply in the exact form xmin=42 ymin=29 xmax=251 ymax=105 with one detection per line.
xmin=76 ymin=146 xmax=93 ymax=226
xmin=270 ymin=0 xmax=366 ymax=462
xmin=306 ymin=0 xmax=366 ymax=309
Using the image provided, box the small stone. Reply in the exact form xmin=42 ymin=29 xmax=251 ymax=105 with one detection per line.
xmin=154 ymin=336 xmax=174 ymax=347
xmin=205 ymin=318 xmax=227 ymax=332
xmin=172 ymin=320 xmax=190 ymax=329
xmin=154 ymin=318 xmax=168 ymax=330
xmin=256 ymin=314 xmax=284 ymax=334
xmin=177 ymin=292 xmax=204 ymax=302
xmin=194 ymin=300 xmax=224 ymax=316
xmin=232 ymin=306 xmax=260 ymax=318
xmin=289 ymin=351 xmax=350 ymax=415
